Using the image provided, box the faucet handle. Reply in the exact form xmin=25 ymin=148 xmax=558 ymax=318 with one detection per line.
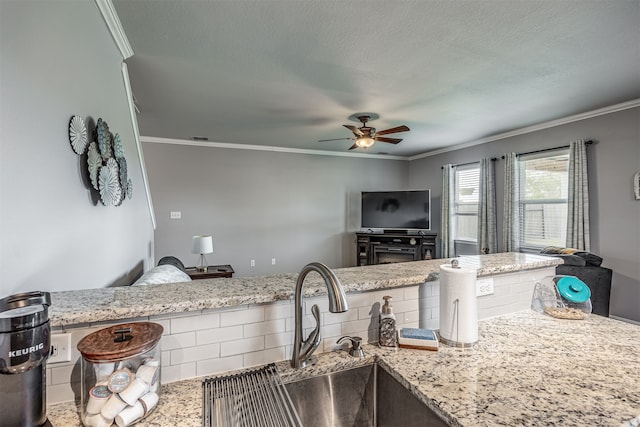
xmin=337 ymin=336 xmax=365 ymax=358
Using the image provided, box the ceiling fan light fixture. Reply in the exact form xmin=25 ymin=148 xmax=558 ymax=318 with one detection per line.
xmin=356 ymin=136 xmax=375 ymax=148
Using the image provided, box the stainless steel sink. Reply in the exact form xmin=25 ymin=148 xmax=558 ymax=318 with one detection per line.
xmin=284 ymin=363 xmax=449 ymax=427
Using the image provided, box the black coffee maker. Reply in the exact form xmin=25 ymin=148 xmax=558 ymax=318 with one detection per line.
xmin=0 ymin=291 xmax=52 ymax=427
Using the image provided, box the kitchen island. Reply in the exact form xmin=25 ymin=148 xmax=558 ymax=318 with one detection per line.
xmin=48 ymin=310 xmax=640 ymax=426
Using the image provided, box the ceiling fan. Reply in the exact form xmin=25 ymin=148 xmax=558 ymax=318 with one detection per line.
xmin=319 ymin=114 xmax=410 ymax=150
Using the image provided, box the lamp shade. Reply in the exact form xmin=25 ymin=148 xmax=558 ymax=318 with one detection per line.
xmin=192 ymin=235 xmax=213 ymax=254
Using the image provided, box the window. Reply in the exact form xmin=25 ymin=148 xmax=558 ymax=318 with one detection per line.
xmin=453 ymin=164 xmax=479 ymax=242
xmin=518 ymin=149 xmax=569 ymax=250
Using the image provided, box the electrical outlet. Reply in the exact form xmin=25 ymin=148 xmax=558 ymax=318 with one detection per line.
xmin=250 ymin=259 xmax=255 ymax=267
xmin=49 ymin=333 xmax=72 ymax=364
xmin=476 ymin=278 xmax=495 ymax=296
xmin=271 ymin=258 xmax=276 ymax=265
xmin=170 ymin=211 xmax=181 ymax=219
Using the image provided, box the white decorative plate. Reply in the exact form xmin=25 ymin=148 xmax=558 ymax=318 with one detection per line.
xmin=87 ymin=142 xmax=101 ymax=191
xmin=98 ymin=158 xmax=122 ymax=206
xmin=69 ymin=115 xmax=88 ymax=155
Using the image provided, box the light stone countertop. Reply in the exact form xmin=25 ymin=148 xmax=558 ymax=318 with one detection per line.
xmin=49 ymin=252 xmax=561 ymax=327
xmin=47 ymin=310 xmax=640 ymax=427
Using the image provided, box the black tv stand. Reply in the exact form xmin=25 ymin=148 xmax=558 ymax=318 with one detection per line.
xmin=355 ymin=231 xmax=438 ymax=266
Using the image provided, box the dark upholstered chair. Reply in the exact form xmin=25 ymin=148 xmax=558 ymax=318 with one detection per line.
xmin=157 ymin=256 xmax=186 ymax=273
xmin=540 ymin=247 xmax=612 ymax=317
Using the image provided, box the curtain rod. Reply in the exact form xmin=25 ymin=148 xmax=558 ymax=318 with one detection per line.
xmin=440 ymin=157 xmax=496 ymax=169
xmin=501 ymin=140 xmax=593 ymax=159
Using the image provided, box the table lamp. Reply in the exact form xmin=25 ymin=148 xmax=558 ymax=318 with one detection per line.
xmin=192 ymin=235 xmax=213 ymax=272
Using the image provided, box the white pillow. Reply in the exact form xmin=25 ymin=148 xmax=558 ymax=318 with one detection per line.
xmin=132 ymin=264 xmax=192 ymax=286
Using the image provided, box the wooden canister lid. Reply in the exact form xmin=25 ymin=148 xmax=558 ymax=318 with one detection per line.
xmin=77 ymin=322 xmax=163 ymax=362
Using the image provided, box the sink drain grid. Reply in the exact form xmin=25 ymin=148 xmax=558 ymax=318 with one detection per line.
xmin=202 ymin=363 xmax=302 ymax=427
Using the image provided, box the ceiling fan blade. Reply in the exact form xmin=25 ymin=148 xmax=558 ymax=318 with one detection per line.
xmin=318 ymin=137 xmax=353 ymax=142
xmin=343 ymin=124 xmax=364 ymax=137
xmin=348 ymin=143 xmax=359 ymax=150
xmin=375 ymin=136 xmax=402 ymax=144
xmin=375 ymin=125 xmax=410 ymax=136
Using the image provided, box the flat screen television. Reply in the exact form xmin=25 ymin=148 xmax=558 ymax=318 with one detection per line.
xmin=361 ymin=190 xmax=431 ymax=231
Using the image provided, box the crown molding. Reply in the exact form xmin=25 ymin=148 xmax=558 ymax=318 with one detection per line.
xmin=408 ymin=99 xmax=640 ymax=161
xmin=95 ymin=0 xmax=133 ymax=59
xmin=140 ymin=136 xmax=409 ymax=161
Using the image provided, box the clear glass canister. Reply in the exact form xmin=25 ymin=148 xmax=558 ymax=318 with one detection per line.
xmin=531 ymin=275 xmax=592 ymax=320
xmin=76 ymin=322 xmax=163 ymax=427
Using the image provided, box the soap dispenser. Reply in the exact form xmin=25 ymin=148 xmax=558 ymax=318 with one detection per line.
xmin=379 ymin=296 xmax=398 ymax=347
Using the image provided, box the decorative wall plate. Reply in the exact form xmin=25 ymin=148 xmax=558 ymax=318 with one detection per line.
xmin=69 ymin=115 xmax=88 ymax=155
xmin=113 ymin=133 xmax=124 ymax=159
xmin=118 ymin=157 xmax=128 ymax=188
xmin=96 ymin=118 xmax=112 ymax=160
xmin=87 ymin=142 xmax=101 ymax=191
xmin=98 ymin=158 xmax=122 ymax=206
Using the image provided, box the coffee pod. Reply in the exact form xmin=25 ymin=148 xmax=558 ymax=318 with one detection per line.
xmin=93 ymin=362 xmax=115 ymax=384
xmin=139 ymin=391 xmax=159 ymax=416
xmin=142 ymin=357 xmax=159 ymax=367
xmin=136 ymin=364 xmax=159 ymax=386
xmin=107 ymin=369 xmax=133 ymax=393
xmin=114 ymin=401 xmax=144 ymax=427
xmin=119 ymin=377 xmax=150 ymax=406
xmin=101 ymin=393 xmax=127 ymax=419
xmin=85 ymin=385 xmax=112 ymax=414
xmin=84 ymin=413 xmax=113 ymax=427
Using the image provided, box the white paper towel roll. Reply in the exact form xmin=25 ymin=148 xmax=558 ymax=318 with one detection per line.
xmin=439 ymin=263 xmax=478 ymax=346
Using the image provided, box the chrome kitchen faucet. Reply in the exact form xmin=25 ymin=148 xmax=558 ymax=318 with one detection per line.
xmin=291 ymin=262 xmax=349 ymax=368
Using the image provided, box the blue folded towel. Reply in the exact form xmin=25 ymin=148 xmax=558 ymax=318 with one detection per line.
xmin=400 ymin=328 xmax=437 ymax=341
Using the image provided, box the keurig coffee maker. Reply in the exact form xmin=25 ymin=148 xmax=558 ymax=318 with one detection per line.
xmin=0 ymin=291 xmax=52 ymax=427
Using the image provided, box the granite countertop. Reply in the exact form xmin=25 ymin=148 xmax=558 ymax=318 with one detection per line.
xmin=47 ymin=310 xmax=640 ymax=426
xmin=49 ymin=253 xmax=561 ymax=327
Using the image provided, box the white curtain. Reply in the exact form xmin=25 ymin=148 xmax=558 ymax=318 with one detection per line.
xmin=441 ymin=165 xmax=454 ymax=258
xmin=502 ymin=153 xmax=520 ymax=252
xmin=566 ymin=140 xmax=590 ymax=250
xmin=477 ymin=158 xmax=497 ymax=254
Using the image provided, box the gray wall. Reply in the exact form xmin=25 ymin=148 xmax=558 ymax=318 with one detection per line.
xmin=0 ymin=1 xmax=155 ymax=296
xmin=142 ymin=143 xmax=409 ymax=276
xmin=408 ymin=107 xmax=640 ymax=321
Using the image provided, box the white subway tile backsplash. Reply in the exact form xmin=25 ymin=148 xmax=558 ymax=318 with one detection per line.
xmin=243 ymin=319 xmax=285 ymax=338
xmin=171 ymin=343 xmax=220 ymax=365
xmin=347 ymin=292 xmax=375 ymax=308
xmin=374 ymin=288 xmax=405 ymax=303
xmin=220 ymin=337 xmax=264 ymax=357
xmin=404 ymin=286 xmax=420 ymax=300
xmin=162 ymin=362 xmax=196 ymax=383
xmin=50 ymin=364 xmax=76 ymax=385
xmin=46 ymin=383 xmax=76 ymax=405
xmin=341 ymin=319 xmax=372 ymax=335
xmin=243 ymin=348 xmax=286 ymax=368
xmin=197 ymin=355 xmax=243 ymax=377
xmin=265 ymin=331 xmax=293 ymax=349
xmin=391 ymin=299 xmax=419 ymax=314
xmin=220 ymin=307 xmax=264 ymax=327
xmin=161 ymin=331 xmax=196 ymax=351
xmin=171 ymin=312 xmax=220 ymax=334
xmin=358 ymin=306 xmax=378 ymax=320
xmin=403 ymin=310 xmax=420 ymax=324
xmin=323 ymin=309 xmax=358 ymax=325
xmin=196 ymin=325 xmax=243 ymax=345
xmin=264 ymin=301 xmax=293 ymax=320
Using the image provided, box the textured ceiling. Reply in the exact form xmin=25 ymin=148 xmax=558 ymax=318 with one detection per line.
xmin=112 ymin=0 xmax=640 ymax=157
